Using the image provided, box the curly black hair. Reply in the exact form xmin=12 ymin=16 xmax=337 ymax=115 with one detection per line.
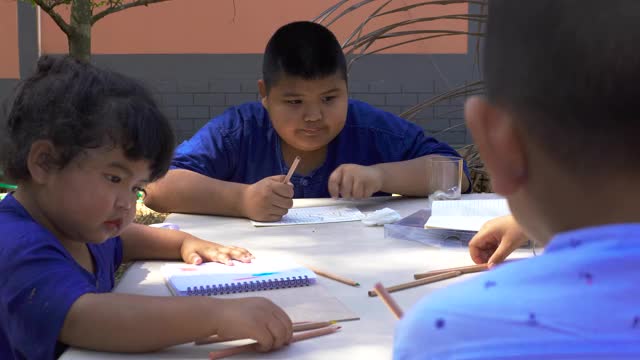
xmin=0 ymin=55 xmax=175 ymax=182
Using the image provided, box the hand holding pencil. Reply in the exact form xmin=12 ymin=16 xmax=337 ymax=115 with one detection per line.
xmin=205 ymin=321 xmax=341 ymax=359
xmin=241 ymin=158 xmax=300 ymax=222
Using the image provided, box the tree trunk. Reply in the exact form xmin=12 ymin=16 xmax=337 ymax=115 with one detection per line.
xmin=68 ymin=0 xmax=92 ymax=62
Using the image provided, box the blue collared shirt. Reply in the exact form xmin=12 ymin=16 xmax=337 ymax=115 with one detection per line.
xmin=0 ymin=194 xmax=123 ymax=360
xmin=394 ymin=224 xmax=640 ymax=359
xmin=171 ymin=100 xmax=468 ymax=198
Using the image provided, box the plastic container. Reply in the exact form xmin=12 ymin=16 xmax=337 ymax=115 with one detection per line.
xmin=384 ymin=208 xmax=475 ymax=248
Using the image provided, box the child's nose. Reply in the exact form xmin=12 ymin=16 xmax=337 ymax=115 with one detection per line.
xmin=303 ymin=105 xmax=322 ymax=122
xmin=115 ymin=193 xmax=134 ymax=210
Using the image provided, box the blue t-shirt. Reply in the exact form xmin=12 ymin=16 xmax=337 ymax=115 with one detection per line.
xmin=171 ymin=100 xmax=468 ymax=198
xmin=0 ymin=194 xmax=123 ymax=360
xmin=394 ymin=224 xmax=640 ymax=359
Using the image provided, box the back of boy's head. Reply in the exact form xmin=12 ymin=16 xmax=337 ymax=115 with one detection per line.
xmin=0 ymin=55 xmax=175 ymax=182
xmin=485 ymin=0 xmax=640 ymax=175
xmin=262 ymin=21 xmax=347 ymax=92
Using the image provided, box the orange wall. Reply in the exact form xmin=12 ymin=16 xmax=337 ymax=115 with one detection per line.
xmin=0 ymin=1 xmax=19 ymax=78
xmin=41 ymin=0 xmax=467 ymax=55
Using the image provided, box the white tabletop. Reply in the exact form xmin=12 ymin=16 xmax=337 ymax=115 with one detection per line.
xmin=62 ymin=195 xmax=531 ymax=359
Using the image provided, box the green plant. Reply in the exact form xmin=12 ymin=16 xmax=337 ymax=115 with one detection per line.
xmin=23 ymin=0 xmax=171 ymax=61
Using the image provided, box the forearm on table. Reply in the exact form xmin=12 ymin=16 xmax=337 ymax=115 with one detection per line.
xmin=144 ymin=169 xmax=248 ymax=216
xmin=60 ymin=293 xmax=222 ymax=353
xmin=121 ymin=223 xmax=191 ymax=262
xmin=373 ymin=156 xmax=470 ymax=195
xmin=373 ymin=157 xmax=430 ymax=196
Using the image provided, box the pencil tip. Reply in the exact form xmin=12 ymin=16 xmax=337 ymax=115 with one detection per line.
xmin=355 ymin=283 xmax=361 ymax=287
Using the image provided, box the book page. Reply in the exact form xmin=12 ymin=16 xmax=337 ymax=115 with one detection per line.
xmin=251 ymin=206 xmax=365 ymax=227
xmin=424 ymin=199 xmax=511 ymax=232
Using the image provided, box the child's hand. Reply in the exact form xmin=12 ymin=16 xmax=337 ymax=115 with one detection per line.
xmin=328 ymin=164 xmax=383 ymax=199
xmin=242 ymin=175 xmax=294 ymax=222
xmin=181 ymin=236 xmax=254 ymax=265
xmin=469 ymin=215 xmax=529 ymax=266
xmin=215 ymin=297 xmax=293 ymax=352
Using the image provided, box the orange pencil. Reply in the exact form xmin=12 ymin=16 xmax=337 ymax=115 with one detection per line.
xmin=208 ymin=325 xmax=341 ymax=359
xmin=283 ymin=156 xmax=301 ymax=183
xmin=306 ymin=265 xmax=360 ymax=287
xmin=414 ymin=263 xmax=489 ymax=280
xmin=292 ymin=321 xmax=336 ymax=332
xmin=368 ymin=270 xmax=462 ymax=297
xmin=373 ymin=282 xmax=403 ymax=319
xmin=195 ymin=321 xmax=336 ymax=345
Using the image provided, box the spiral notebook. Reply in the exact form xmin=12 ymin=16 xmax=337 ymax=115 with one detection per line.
xmin=161 ymin=258 xmax=317 ymax=296
xmin=160 ymin=258 xmax=359 ymax=323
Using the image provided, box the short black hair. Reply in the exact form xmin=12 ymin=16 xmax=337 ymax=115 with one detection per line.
xmin=485 ymin=0 xmax=640 ymax=174
xmin=262 ymin=21 xmax=347 ymax=92
xmin=1 ymin=55 xmax=175 ymax=182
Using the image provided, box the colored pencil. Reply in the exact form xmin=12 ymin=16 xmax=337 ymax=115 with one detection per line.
xmin=283 ymin=156 xmax=301 ymax=183
xmin=208 ymin=325 xmax=341 ymax=359
xmin=373 ymin=282 xmax=403 ymax=319
xmin=306 ymin=265 xmax=360 ymax=287
xmin=292 ymin=321 xmax=336 ymax=332
xmin=195 ymin=321 xmax=336 ymax=345
xmin=368 ymin=270 xmax=462 ymax=297
xmin=413 ymin=263 xmax=489 ymax=280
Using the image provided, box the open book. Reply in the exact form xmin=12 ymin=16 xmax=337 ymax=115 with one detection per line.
xmin=424 ymin=198 xmax=511 ymax=232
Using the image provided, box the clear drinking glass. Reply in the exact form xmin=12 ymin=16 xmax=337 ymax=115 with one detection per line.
xmin=427 ymin=156 xmax=463 ymax=201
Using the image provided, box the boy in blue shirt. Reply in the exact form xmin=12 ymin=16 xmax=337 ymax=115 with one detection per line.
xmin=0 ymin=56 xmax=292 ymax=359
xmin=145 ymin=21 xmax=469 ymax=221
xmin=394 ymin=1 xmax=640 ymax=358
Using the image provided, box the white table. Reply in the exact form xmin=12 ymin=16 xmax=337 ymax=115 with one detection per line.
xmin=62 ymin=195 xmax=531 ymax=359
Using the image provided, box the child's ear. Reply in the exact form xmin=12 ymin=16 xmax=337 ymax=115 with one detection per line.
xmin=257 ymin=80 xmax=268 ymax=108
xmin=465 ymin=96 xmax=528 ymax=196
xmin=26 ymin=140 xmax=58 ymax=184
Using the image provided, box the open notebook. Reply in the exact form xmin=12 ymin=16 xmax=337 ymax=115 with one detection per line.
xmin=161 ymin=258 xmax=359 ymax=323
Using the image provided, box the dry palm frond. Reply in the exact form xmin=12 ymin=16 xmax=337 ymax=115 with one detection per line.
xmin=317 ymin=0 xmax=490 ymax=192
xmin=317 ymin=0 xmax=487 ymax=67
xmin=135 ymin=201 xmax=168 ymax=225
xmin=458 ymin=144 xmax=492 ymax=193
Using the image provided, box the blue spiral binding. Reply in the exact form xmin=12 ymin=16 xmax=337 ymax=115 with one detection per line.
xmin=186 ymin=275 xmax=311 ymax=296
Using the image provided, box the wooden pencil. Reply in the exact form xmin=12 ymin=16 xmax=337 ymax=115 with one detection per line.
xmin=283 ymin=156 xmax=301 ymax=183
xmin=292 ymin=321 xmax=336 ymax=332
xmin=208 ymin=325 xmax=341 ymax=359
xmin=413 ymin=263 xmax=489 ymax=280
xmin=195 ymin=321 xmax=336 ymax=345
xmin=373 ymin=282 xmax=403 ymax=319
xmin=306 ymin=265 xmax=360 ymax=287
xmin=368 ymin=270 xmax=462 ymax=297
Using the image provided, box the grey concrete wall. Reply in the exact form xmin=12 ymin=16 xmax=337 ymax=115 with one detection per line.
xmin=91 ymin=52 xmax=480 ymax=147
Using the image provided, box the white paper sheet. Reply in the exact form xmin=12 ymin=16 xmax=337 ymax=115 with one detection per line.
xmin=251 ymin=206 xmax=365 ymax=227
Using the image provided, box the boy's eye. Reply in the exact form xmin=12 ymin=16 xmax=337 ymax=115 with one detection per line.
xmin=105 ymin=174 xmax=122 ymax=184
xmin=322 ymin=96 xmax=336 ymax=103
xmin=286 ymin=99 xmax=302 ymax=105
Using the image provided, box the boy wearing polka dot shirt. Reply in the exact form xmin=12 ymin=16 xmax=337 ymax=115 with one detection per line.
xmin=394 ymin=1 xmax=640 ymax=358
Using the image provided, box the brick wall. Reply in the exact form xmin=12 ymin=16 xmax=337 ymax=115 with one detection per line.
xmin=119 ymin=53 xmax=480 ymax=148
